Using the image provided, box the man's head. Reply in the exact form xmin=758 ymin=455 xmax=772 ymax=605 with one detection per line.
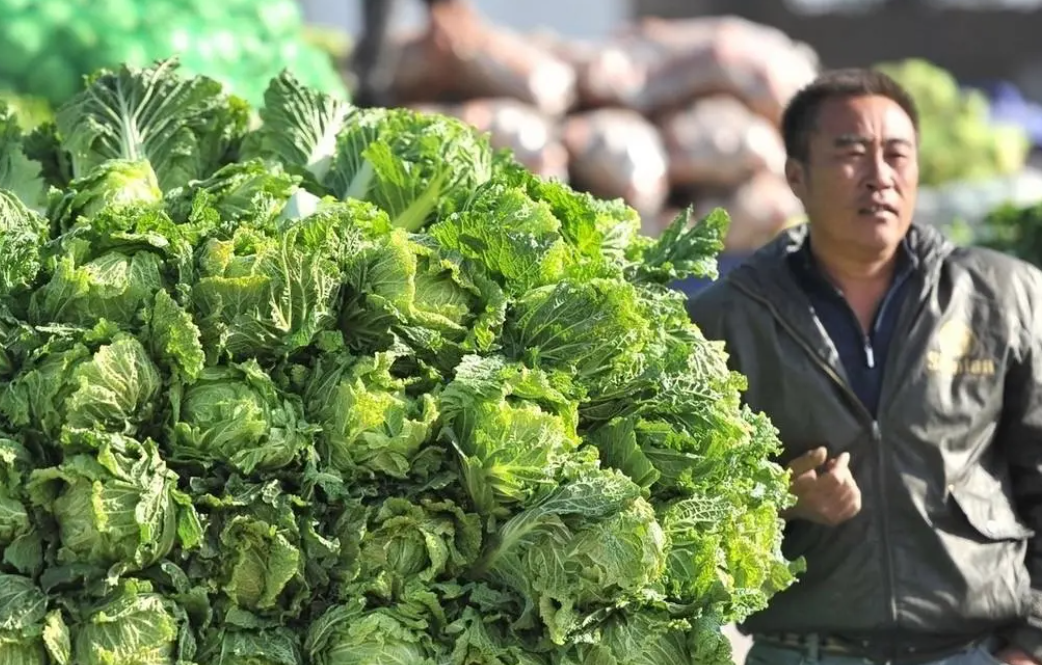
xmin=782 ymin=69 xmax=919 ymax=262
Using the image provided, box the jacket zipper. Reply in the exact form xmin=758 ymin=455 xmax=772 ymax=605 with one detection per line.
xmin=730 ymin=281 xmax=900 ymax=635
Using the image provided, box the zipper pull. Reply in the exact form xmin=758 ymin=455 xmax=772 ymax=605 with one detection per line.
xmin=864 ymin=339 xmax=875 ymax=369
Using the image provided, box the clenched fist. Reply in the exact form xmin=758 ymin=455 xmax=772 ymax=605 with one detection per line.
xmin=782 ymin=447 xmax=862 ymax=526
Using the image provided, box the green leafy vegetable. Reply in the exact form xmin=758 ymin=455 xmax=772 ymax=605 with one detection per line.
xmin=49 ymin=158 xmax=163 ymax=232
xmin=70 ymin=579 xmax=194 ymax=665
xmin=27 ymin=432 xmax=200 ymax=580
xmin=304 ymin=350 xmax=439 ymax=479
xmin=0 ymin=59 xmax=796 ymax=665
xmin=0 ymin=574 xmax=69 ymax=665
xmin=0 ymin=190 xmax=49 ymax=305
xmin=324 ymin=107 xmax=493 ymax=231
xmin=168 ymin=360 xmax=314 ymax=474
xmin=55 ymin=58 xmax=248 ymax=191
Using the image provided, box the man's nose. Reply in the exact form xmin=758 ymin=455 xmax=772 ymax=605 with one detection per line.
xmin=865 ymin=154 xmax=895 ymax=189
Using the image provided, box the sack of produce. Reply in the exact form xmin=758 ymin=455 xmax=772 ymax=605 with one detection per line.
xmin=450 ymin=27 xmax=578 ymax=116
xmin=0 ymin=59 xmax=798 ymax=665
xmin=635 ymin=15 xmax=794 ymax=53
xmin=569 ymin=16 xmax=815 ymax=122
xmin=391 ymin=2 xmax=577 ymax=116
xmin=696 ymin=172 xmax=804 ymax=253
xmin=659 ymin=94 xmax=787 ymax=189
xmin=638 ymin=18 xmax=819 ymax=122
xmin=562 ymin=108 xmax=669 ymax=220
xmin=528 ymin=28 xmax=602 ymax=72
xmin=413 ymin=98 xmax=570 ymax=181
xmin=380 ymin=29 xmax=456 ymax=104
xmin=566 ymin=33 xmax=669 ymax=110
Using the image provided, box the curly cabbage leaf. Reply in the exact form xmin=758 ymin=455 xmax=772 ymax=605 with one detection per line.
xmin=437 ymin=355 xmax=580 ymax=516
xmin=55 ymin=58 xmax=248 ymax=191
xmin=324 ymin=107 xmax=493 ymax=231
xmin=48 ymin=158 xmax=163 ymax=232
xmin=304 ymin=350 xmax=439 ymax=479
xmin=26 ymin=203 xmax=194 ymax=330
xmin=169 ymin=360 xmax=314 ymax=474
xmin=189 ymin=479 xmax=312 ymax=618
xmin=474 ymin=468 xmax=667 ymax=644
xmin=0 ymin=574 xmax=69 ymax=665
xmin=444 ymin=606 xmax=549 ymax=665
xmin=335 ymin=496 xmax=481 ymax=602
xmin=70 ymin=579 xmax=194 ymax=665
xmin=491 ymin=156 xmax=641 ymax=269
xmin=243 ymin=70 xmax=353 ymax=183
xmin=0 ymin=331 xmax=162 ymax=441
xmin=26 ymin=433 xmax=200 ymax=578
xmin=503 ymin=278 xmax=651 ymax=384
xmin=165 ymin=159 xmax=302 ymax=226
xmin=429 ymin=184 xmax=580 ymax=297
xmin=29 ymin=250 xmax=164 ymax=328
xmin=627 ymin=207 xmax=729 ymax=285
xmin=305 ymin=599 xmax=441 ymax=665
xmin=0 ymin=190 xmax=49 ymax=306
xmin=190 ymin=220 xmax=343 ymax=361
xmin=558 ymin=610 xmax=716 ymax=665
xmin=0 ymin=436 xmax=43 ymax=576
xmin=199 ymin=625 xmax=303 ymax=665
xmin=144 ymin=289 xmax=206 ymax=382
xmin=576 ymin=284 xmax=798 ymax=615
xmin=660 ymin=482 xmax=796 ymax=623
xmin=341 ymin=229 xmax=507 ymax=363
xmin=0 ymin=103 xmax=46 ymax=211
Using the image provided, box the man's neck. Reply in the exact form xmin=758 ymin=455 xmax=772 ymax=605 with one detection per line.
xmin=808 ymin=233 xmax=898 ymax=293
xmin=807 ymin=230 xmax=900 ymax=332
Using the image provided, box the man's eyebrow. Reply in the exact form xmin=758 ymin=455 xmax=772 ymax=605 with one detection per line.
xmin=833 ymin=134 xmax=915 ymax=148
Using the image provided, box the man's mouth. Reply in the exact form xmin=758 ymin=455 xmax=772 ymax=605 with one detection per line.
xmin=858 ymin=203 xmax=897 ymax=216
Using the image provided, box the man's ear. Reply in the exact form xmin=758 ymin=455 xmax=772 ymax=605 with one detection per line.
xmin=785 ymin=158 xmax=807 ymax=199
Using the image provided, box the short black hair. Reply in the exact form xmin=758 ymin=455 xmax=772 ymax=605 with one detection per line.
xmin=781 ymin=68 xmax=919 ymax=162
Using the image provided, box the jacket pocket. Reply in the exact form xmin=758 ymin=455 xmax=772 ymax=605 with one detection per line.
xmin=948 ymin=475 xmax=1034 ymax=542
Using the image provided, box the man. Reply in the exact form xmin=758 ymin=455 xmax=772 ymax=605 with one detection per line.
xmin=687 ymin=68 xmax=1042 ymax=665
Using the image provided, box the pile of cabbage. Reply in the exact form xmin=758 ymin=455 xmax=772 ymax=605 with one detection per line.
xmin=0 ymin=59 xmax=796 ymax=665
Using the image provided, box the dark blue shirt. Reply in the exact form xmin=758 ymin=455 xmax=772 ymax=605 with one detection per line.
xmin=788 ymin=239 xmax=916 ymax=416
xmin=672 ymin=252 xmax=753 ymax=298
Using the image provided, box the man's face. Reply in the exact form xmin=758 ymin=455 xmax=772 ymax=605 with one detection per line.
xmin=786 ymin=94 xmax=919 ymax=258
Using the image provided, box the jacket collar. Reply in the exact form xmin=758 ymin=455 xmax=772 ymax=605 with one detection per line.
xmin=720 ymin=223 xmax=954 ymax=388
xmin=726 ymin=222 xmax=953 ymax=306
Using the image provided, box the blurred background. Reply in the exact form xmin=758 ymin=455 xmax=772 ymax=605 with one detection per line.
xmin=4 ymin=1 xmax=1042 ymax=656
xmin=6 ymin=0 xmax=1042 ymax=296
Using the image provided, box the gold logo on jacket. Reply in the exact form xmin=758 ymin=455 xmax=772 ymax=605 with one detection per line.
xmin=926 ymin=320 xmax=996 ymax=376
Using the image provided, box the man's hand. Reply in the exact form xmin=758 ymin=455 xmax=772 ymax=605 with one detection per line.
xmin=995 ymin=647 xmax=1042 ymax=665
xmin=782 ymin=447 xmax=862 ymax=526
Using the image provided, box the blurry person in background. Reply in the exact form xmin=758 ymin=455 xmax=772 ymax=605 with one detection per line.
xmin=688 ymin=68 xmax=1042 ymax=665
xmin=352 ymin=0 xmax=460 ymax=108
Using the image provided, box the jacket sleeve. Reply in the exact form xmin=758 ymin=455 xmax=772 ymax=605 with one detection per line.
xmin=1001 ymin=273 xmax=1042 ymax=660
xmin=686 ymin=282 xmax=733 ymax=346
xmin=686 ymin=281 xmax=753 ymax=395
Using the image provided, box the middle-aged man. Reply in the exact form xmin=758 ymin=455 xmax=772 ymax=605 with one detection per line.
xmin=687 ymin=68 xmax=1042 ymax=665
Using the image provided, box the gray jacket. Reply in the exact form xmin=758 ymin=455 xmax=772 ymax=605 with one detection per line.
xmin=687 ymin=223 xmax=1042 ymax=662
